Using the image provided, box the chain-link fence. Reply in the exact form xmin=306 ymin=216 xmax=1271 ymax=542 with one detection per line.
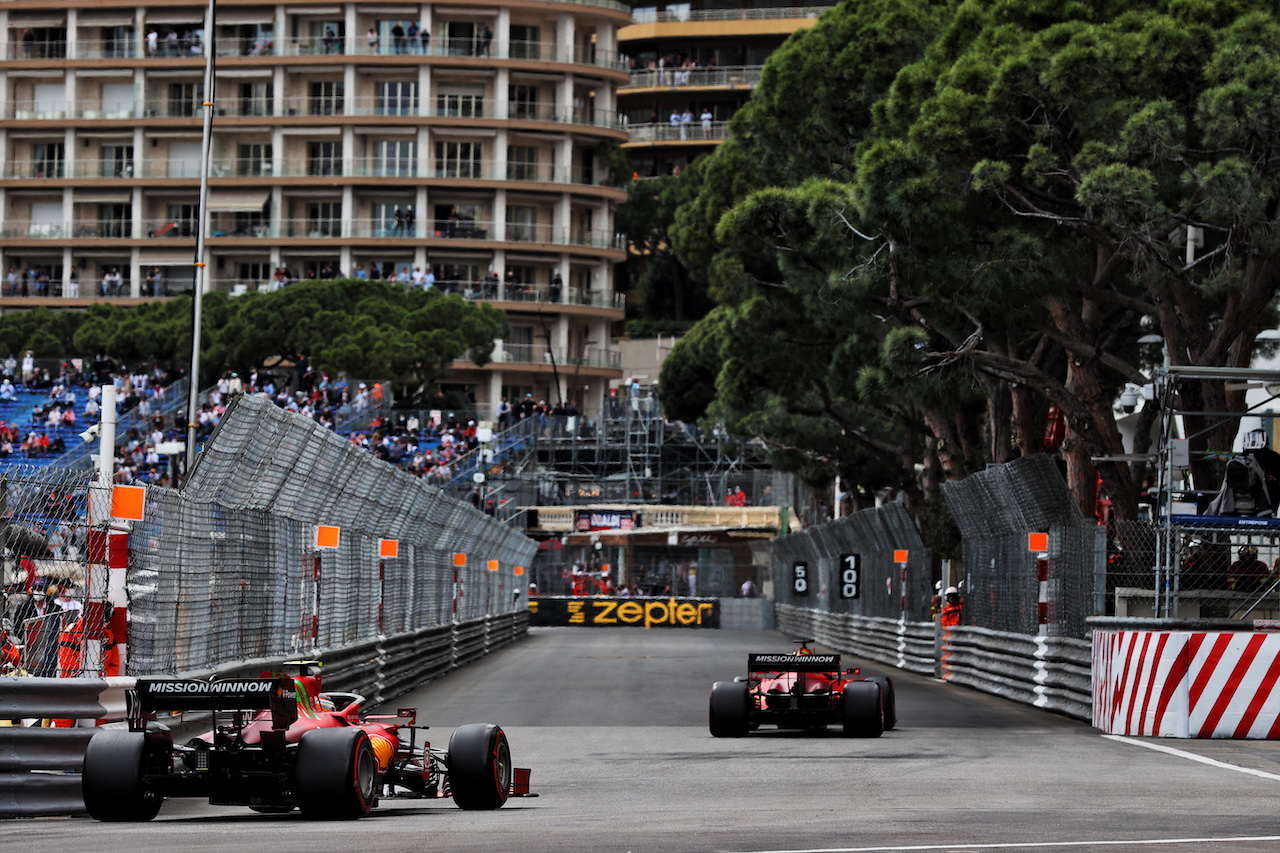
xmin=0 ymin=463 xmax=101 ymax=676
xmin=768 ymin=502 xmax=932 ymax=621
xmin=1107 ymin=518 xmax=1280 ymax=620
xmin=125 ymin=393 xmax=537 ymax=676
xmin=942 ymin=454 xmax=1102 ymax=639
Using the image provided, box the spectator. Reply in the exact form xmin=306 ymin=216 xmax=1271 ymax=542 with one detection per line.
xmin=21 ymin=350 xmax=34 ymax=384
xmin=740 ymin=577 xmax=757 ymax=598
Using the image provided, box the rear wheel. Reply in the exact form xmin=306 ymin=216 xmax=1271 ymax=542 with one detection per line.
xmin=82 ymin=731 xmax=165 ymax=822
xmin=709 ymin=680 xmax=750 ymax=737
xmin=870 ymin=677 xmax=896 ymax=730
xmin=448 ymin=724 xmax=512 ymax=810
xmin=842 ymin=681 xmax=883 ymax=738
xmin=295 ymin=728 xmax=377 ymax=820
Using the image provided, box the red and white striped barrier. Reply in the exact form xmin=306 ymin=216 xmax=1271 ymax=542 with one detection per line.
xmin=1093 ymin=629 xmax=1280 ymax=738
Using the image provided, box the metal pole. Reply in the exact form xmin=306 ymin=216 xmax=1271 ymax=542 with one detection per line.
xmin=97 ymin=384 xmax=117 ymax=485
xmin=185 ymin=0 xmax=217 ymax=474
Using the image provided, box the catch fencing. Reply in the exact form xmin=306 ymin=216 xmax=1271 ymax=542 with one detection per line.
xmin=942 ymin=454 xmax=1104 ymax=639
xmin=125 ymin=393 xmax=537 ymax=677
xmin=769 ymin=502 xmax=933 ymax=621
xmin=0 ymin=464 xmax=100 ymax=676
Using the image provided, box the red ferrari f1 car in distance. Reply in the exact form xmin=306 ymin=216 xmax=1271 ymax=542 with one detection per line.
xmin=81 ymin=661 xmax=533 ymax=821
xmin=709 ymin=640 xmax=896 ymax=737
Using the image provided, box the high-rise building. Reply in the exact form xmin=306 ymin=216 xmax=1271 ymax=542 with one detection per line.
xmin=0 ymin=1 xmax=628 ymax=416
xmin=615 ymin=1 xmax=835 ymax=177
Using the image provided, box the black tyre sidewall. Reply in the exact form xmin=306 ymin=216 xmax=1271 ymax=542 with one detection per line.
xmin=871 ymin=677 xmax=896 ymax=730
xmin=709 ymin=680 xmax=750 ymax=737
xmin=295 ymin=728 xmax=377 ymax=819
xmin=842 ymin=681 xmax=884 ymax=738
xmin=82 ymin=730 xmax=164 ymax=822
xmin=448 ymin=723 xmax=511 ymax=810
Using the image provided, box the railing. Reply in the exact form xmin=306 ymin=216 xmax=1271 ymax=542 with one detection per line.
xmin=627 ymin=5 xmax=832 ymax=24
xmin=211 ymin=277 xmax=625 ymax=310
xmin=625 ymin=120 xmax=730 ymax=143
xmin=275 ymin=94 xmax=622 ymax=128
xmin=497 ymin=344 xmax=619 ymax=368
xmin=623 ymin=64 xmax=762 ymax=89
xmin=0 ymin=219 xmax=191 ymax=239
xmin=534 ymin=504 xmax=785 ymax=531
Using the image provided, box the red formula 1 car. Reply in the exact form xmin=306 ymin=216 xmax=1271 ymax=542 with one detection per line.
xmin=81 ymin=661 xmax=533 ymax=821
xmin=709 ymin=640 xmax=896 ymax=737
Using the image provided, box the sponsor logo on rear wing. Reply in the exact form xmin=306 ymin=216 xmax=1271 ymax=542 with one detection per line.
xmin=748 ymin=653 xmax=840 ymax=672
xmin=133 ymin=677 xmax=296 ymax=717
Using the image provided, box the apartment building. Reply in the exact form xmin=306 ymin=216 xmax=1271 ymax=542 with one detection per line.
xmin=616 ymin=0 xmax=834 ymax=176
xmin=0 ymin=0 xmax=628 ymax=415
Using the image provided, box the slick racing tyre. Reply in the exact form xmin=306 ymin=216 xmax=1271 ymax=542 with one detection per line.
xmin=842 ymin=681 xmax=884 ymax=738
xmin=870 ymin=676 xmax=896 ymax=731
xmin=709 ymin=680 xmax=750 ymax=737
xmin=448 ymin=724 xmax=512 ymax=810
xmin=296 ymin=728 xmax=378 ymax=819
xmin=82 ymin=731 xmax=165 ymax=822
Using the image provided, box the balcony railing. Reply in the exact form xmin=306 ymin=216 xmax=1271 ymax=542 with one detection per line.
xmin=627 ymin=5 xmax=832 ymax=24
xmin=496 ymin=343 xmax=621 ymax=369
xmin=0 ymin=96 xmax=625 ymax=129
xmin=623 ymin=64 xmax=762 ymax=90
xmin=211 ymin=277 xmax=625 ymax=310
xmin=624 ymin=120 xmax=730 ymax=143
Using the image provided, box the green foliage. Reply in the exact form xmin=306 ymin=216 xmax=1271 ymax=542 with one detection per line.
xmin=655 ymin=0 xmax=1280 ymax=526
xmin=0 ymin=280 xmax=506 ymax=401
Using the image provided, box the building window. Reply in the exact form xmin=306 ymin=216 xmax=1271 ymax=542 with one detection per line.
xmin=375 ymin=140 xmax=416 ymax=177
xmin=238 ymin=262 xmax=270 ymax=280
xmin=508 ymin=85 xmax=539 ymax=120
xmin=308 ymin=141 xmax=343 ymax=177
xmin=309 ymin=81 xmax=344 ymax=116
xmin=506 ymin=205 xmax=536 ymax=241
xmin=166 ymin=203 xmax=198 ymax=237
xmin=100 ymin=203 xmax=131 ymax=239
xmin=238 ymin=82 xmax=272 ymax=116
xmin=434 ymin=261 xmax=483 ymax=287
xmin=306 ymin=202 xmax=341 ymax=237
xmin=509 ymin=25 xmax=540 ymax=59
xmin=101 ymin=144 xmax=133 ymax=178
xmin=507 ymin=146 xmax=538 ymax=181
xmin=238 ymin=143 xmax=272 ymax=176
xmin=436 ymin=84 xmax=485 ymax=117
xmin=445 ymin=22 xmax=478 ymax=56
xmin=32 ymin=143 xmax=64 ymax=179
xmin=434 ymin=141 xmax=481 ymax=179
xmin=376 ymin=81 xmax=417 ymax=116
xmin=101 ymin=26 xmax=134 ymax=58
xmin=168 ymin=82 xmax=202 ymax=117
xmin=234 ymin=211 xmax=266 ymax=235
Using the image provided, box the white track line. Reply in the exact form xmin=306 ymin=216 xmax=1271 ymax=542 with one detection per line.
xmin=1103 ymin=734 xmax=1280 ymax=781
xmin=733 ymin=836 xmax=1280 ymax=853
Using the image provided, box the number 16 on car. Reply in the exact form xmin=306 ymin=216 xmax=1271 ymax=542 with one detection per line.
xmin=838 ymin=554 xmax=860 ymax=599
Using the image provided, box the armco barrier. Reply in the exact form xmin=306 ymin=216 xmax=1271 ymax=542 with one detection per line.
xmin=778 ymin=604 xmax=1091 ymax=721
xmin=0 ymin=612 xmax=528 ymax=818
xmin=0 ymin=678 xmax=133 ymax=818
xmin=941 ymin=626 xmax=1091 ymax=720
xmin=777 ymin=605 xmax=935 ymax=675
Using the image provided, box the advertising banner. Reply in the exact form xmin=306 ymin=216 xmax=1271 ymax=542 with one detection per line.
xmin=528 ymin=596 xmax=720 ymax=629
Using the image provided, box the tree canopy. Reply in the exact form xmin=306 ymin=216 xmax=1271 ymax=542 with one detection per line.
xmin=658 ymin=0 xmax=1280 ymax=529
xmin=0 ymin=280 xmax=508 ymax=401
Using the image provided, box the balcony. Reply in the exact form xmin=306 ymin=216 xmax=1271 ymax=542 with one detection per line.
xmin=627 ymin=5 xmax=831 ymax=24
xmin=622 ymin=64 xmax=762 ymax=90
xmin=497 ymin=343 xmax=621 ymax=369
xmin=0 ymin=158 xmax=136 ymax=179
xmin=623 ymin=120 xmax=729 ymax=144
xmin=196 ymin=218 xmax=622 ymax=249
xmin=274 ymin=95 xmax=622 ymax=129
xmin=211 ymin=277 xmax=626 ymax=311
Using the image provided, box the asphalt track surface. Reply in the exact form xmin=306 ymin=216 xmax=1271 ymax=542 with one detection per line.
xmin=9 ymin=627 xmax=1280 ymax=853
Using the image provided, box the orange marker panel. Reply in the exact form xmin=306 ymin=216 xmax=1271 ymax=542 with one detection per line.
xmin=379 ymin=539 xmax=399 ymax=558
xmin=453 ymin=552 xmax=466 ymax=566
xmin=893 ymin=549 xmax=909 ymax=564
xmin=1028 ymin=532 xmax=1049 ymax=553
xmin=315 ymin=525 xmax=340 ymax=549
xmin=487 ymin=559 xmax=499 ymax=572
xmin=111 ymin=485 xmax=146 ymax=521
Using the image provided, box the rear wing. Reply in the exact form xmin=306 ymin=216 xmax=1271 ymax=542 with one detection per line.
xmin=748 ymin=653 xmax=840 ymax=673
xmin=129 ymin=677 xmax=298 ymax=730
